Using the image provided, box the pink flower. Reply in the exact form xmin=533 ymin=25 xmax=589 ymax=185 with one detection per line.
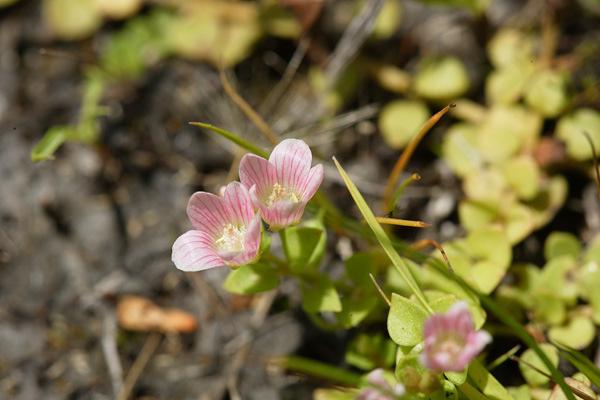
xmin=420 ymin=301 xmax=491 ymax=372
xmin=172 ymin=182 xmax=262 ymax=271
xmin=239 ymin=139 xmax=323 ymax=230
xmin=357 ymin=369 xmax=405 ymax=400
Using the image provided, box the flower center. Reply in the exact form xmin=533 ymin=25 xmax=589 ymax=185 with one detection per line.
xmin=266 ymin=183 xmax=299 ymax=206
xmin=215 ymin=223 xmax=246 ymax=253
xmin=433 ymin=332 xmax=465 ymax=360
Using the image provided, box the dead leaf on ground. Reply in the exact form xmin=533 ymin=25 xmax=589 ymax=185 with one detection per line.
xmin=117 ymin=295 xmax=198 ymax=333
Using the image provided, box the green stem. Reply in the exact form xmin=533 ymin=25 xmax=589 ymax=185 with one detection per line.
xmin=273 ymin=356 xmax=362 ymax=386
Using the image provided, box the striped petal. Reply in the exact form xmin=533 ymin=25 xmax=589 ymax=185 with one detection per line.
xmin=187 ymin=192 xmax=230 ymax=237
xmin=228 ymin=213 xmax=262 ymax=266
xmin=269 ymin=139 xmax=312 ymax=191
xmin=239 ymin=153 xmax=277 ymax=199
xmin=299 ymin=164 xmax=324 ymax=202
xmin=258 ymin=200 xmax=305 ymax=230
xmin=222 ymin=181 xmax=255 ymax=225
xmin=172 ymin=230 xmax=224 ymax=271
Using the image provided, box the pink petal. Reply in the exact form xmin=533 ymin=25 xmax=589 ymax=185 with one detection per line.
xmin=258 ymin=200 xmax=305 ymax=230
xmin=423 ymin=314 xmax=444 ymax=339
xmin=172 ymin=230 xmax=224 ymax=271
xmin=239 ymin=153 xmax=277 ymax=199
xmin=187 ymin=191 xmax=230 ymax=237
xmin=299 ymin=164 xmax=324 ymax=202
xmin=366 ymin=369 xmax=387 ymax=387
xmin=269 ymin=139 xmax=312 ymax=191
xmin=222 ymin=181 xmax=255 ymax=225
xmin=459 ymin=331 xmax=492 ymax=364
xmin=228 ymin=213 xmax=262 ymax=266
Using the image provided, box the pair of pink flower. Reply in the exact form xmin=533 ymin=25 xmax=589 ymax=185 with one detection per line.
xmin=172 ymin=139 xmax=323 ymax=271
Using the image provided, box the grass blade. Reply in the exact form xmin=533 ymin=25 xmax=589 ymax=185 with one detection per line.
xmin=189 ymin=122 xmax=268 ymax=158
xmin=333 ymin=157 xmax=432 ymax=313
xmin=554 ymin=342 xmax=600 ymax=388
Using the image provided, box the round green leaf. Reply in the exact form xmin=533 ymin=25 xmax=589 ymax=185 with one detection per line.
xmin=378 ymin=100 xmax=430 ymax=149
xmin=441 ymin=123 xmax=483 ymax=177
xmin=460 ymin=228 xmax=512 ymax=293
xmin=544 ymin=232 xmax=581 ymax=261
xmin=301 ymin=278 xmax=342 ymax=313
xmin=549 ymin=317 xmax=595 ymax=350
xmin=488 ymin=29 xmax=534 ymax=68
xmin=486 ymin=63 xmax=534 ymax=105
xmin=556 ymin=108 xmax=600 ymax=160
xmin=223 ymin=263 xmax=279 ymax=294
xmin=387 ymin=294 xmax=428 ymax=346
xmin=505 ymin=203 xmax=536 ymax=244
xmin=520 ymin=344 xmax=559 ymax=386
xmin=414 ymin=56 xmax=470 ymax=101
xmin=501 ymin=155 xmax=541 ymax=200
xmin=477 ymin=105 xmax=542 ymax=162
xmin=577 ymin=261 xmax=600 ymax=324
xmin=166 ymin=4 xmax=261 ymax=67
xmin=372 ymin=0 xmax=402 ymax=39
xmin=525 ymin=69 xmax=569 ymax=117
xmin=458 ymin=199 xmax=499 ymax=232
xmin=464 ymin=167 xmax=507 ymax=201
xmin=43 ymin=0 xmax=103 ymax=40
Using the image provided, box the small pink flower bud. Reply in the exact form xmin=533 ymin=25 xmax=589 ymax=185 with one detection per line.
xmin=172 ymin=182 xmax=262 ymax=271
xmin=420 ymin=301 xmax=491 ymax=372
xmin=356 ymin=369 xmax=405 ymax=400
xmin=239 ymin=139 xmax=323 ymax=230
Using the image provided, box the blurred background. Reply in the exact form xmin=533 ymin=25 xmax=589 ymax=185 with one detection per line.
xmin=1 ymin=0 xmax=600 ymax=399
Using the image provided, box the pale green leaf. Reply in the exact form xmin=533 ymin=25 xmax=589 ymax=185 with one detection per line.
xmin=282 ymin=225 xmax=326 ymax=275
xmin=378 ymin=100 xmax=430 ymax=149
xmin=414 ymin=56 xmax=470 ymax=101
xmin=520 ymin=344 xmax=559 ymax=386
xmin=301 ymin=278 xmax=342 ymax=313
xmin=223 ymin=263 xmax=278 ymax=294
xmin=548 ymin=317 xmax=595 ymax=350
xmin=387 ymin=293 xmax=428 ymax=346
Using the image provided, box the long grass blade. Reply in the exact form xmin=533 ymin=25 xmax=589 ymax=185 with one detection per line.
xmin=189 ymin=122 xmax=268 ymax=158
xmin=333 ymin=157 xmax=432 ymax=313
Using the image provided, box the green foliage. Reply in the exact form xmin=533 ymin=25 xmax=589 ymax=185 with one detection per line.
xmin=524 ymin=70 xmax=569 ymax=117
xmin=282 ymin=222 xmax=327 ymax=276
xmin=556 ymin=108 xmax=600 ymax=160
xmin=548 ymin=317 xmax=595 ymax=350
xmin=443 ymin=227 xmax=511 ymax=294
xmin=378 ymin=100 xmax=430 ymax=149
xmin=30 ymin=126 xmax=71 ymax=162
xmin=43 ymin=0 xmax=102 ymax=40
xmin=413 ymin=56 xmax=470 ymax=101
xmin=223 ymin=263 xmax=279 ymax=294
xmin=32 ymin=71 xmax=106 ymax=161
xmin=387 ymin=294 xmax=428 ymax=346
xmin=555 ymin=343 xmax=600 ymax=389
xmin=301 ymin=277 xmax=342 ymax=313
xmin=544 ymin=232 xmax=582 ymax=261
xmin=520 ymin=344 xmax=559 ymax=386
xmin=345 ymin=333 xmax=396 ymax=370
xmin=100 ymin=9 xmax=173 ymax=80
